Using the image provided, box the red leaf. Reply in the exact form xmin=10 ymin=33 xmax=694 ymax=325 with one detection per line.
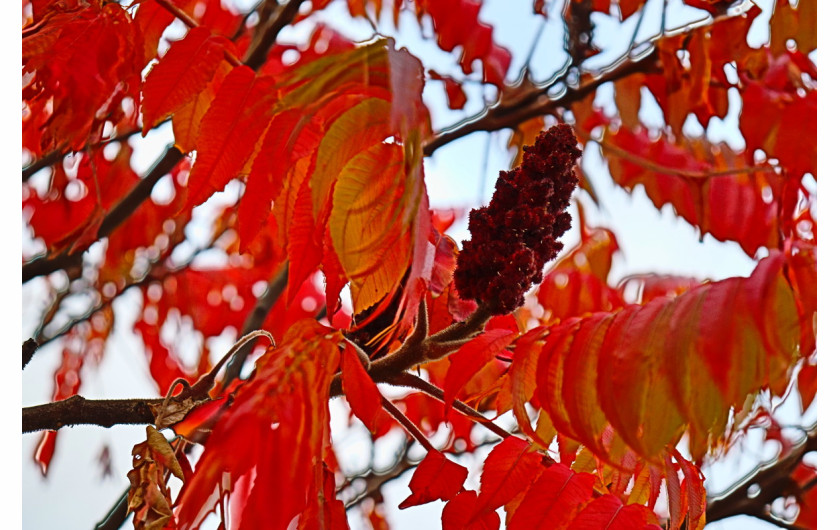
xmin=23 ymin=4 xmax=143 ymax=154
xmin=538 ymin=269 xmax=623 ymax=322
xmin=568 ymin=494 xmax=659 ymax=528
xmin=239 ymin=109 xmax=310 ymax=253
xmin=673 ymin=451 xmax=707 ymax=529
xmin=507 ymin=463 xmax=598 ymax=530
xmin=133 ymin=0 xmax=179 ymax=63
xmin=341 ymin=345 xmax=385 ymax=434
xmin=141 ymin=26 xmax=231 ymax=134
xmin=443 ymin=329 xmax=516 ymax=416
xmin=429 ymin=231 xmax=458 ymax=297
xmin=175 ymin=321 xmax=342 ymax=530
xmin=34 ymin=431 xmax=57 ymax=477
xmin=398 ymin=392 xmax=479 ymax=452
xmin=535 ymin=251 xmax=805 ymax=464
xmin=474 ymin=437 xmax=544 ymax=515
xmin=185 ymin=66 xmax=276 ymax=210
xmin=798 ymin=362 xmax=817 ymax=412
xmin=741 ymin=61 xmax=816 ymax=179
xmin=298 ymin=465 xmax=350 ymax=530
xmin=442 ymin=491 xmax=501 ymax=530
xmin=604 ymin=125 xmax=782 ymax=257
xmin=398 ymin=450 xmax=469 ymax=509
xmin=414 ymin=0 xmax=511 ymax=88
xmin=430 ymin=71 xmax=467 ymax=110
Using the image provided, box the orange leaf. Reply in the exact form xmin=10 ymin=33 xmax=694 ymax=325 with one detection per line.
xmin=399 ymin=450 xmax=469 ymax=509
xmin=509 ymin=327 xmax=547 ymax=445
xmin=185 ymin=66 xmax=276 ymax=210
xmin=534 ymin=251 xmax=806 ymax=464
xmin=443 ymin=329 xmax=516 ymax=416
xmin=674 ymin=452 xmax=706 ymax=530
xmin=330 ymin=142 xmax=414 ymax=313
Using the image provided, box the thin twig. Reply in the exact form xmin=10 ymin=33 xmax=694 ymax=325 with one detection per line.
xmin=34 ymin=230 xmax=222 ymax=355
xmin=93 ymin=491 xmax=129 ymax=530
xmin=243 ymin=0 xmax=306 ymax=70
xmin=625 ymin=0 xmax=650 ymax=58
xmin=381 ymin=397 xmax=435 ymax=452
xmin=222 ymin=262 xmax=289 ymax=387
xmin=423 ymin=51 xmax=658 ymax=157
xmin=23 ymin=126 xmax=145 ymax=183
xmin=342 ymin=449 xmax=416 ymax=509
xmin=153 ymin=0 xmax=243 ymax=67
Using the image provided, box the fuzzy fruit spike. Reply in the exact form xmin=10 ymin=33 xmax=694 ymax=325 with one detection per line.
xmin=454 ymin=124 xmax=581 ymax=315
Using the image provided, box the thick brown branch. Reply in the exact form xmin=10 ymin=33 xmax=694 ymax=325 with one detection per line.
xmin=23 ymin=395 xmax=161 ymax=433
xmin=706 ymin=427 xmax=817 ymax=525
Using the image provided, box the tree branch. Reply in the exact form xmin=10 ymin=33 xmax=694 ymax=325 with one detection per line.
xmin=23 ymin=395 xmax=160 ymax=433
xmin=22 ymin=127 xmax=144 ymax=183
xmin=94 ymin=491 xmax=129 ymax=530
xmin=243 ymin=0 xmax=306 ymax=70
xmin=381 ymin=397 xmax=435 ymax=452
xmin=22 ymin=145 xmax=184 ymax=283
xmin=705 ymin=427 xmax=817 ymax=525
xmin=329 ymin=303 xmax=493 ymax=397
xmin=422 ymin=49 xmax=658 ymax=157
xmin=22 ymin=339 xmax=39 ymax=370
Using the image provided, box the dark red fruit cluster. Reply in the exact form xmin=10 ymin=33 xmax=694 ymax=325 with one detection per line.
xmin=454 ymin=124 xmax=581 ymax=315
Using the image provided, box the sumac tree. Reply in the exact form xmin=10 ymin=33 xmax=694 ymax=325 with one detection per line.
xmin=22 ymin=0 xmax=816 ymax=528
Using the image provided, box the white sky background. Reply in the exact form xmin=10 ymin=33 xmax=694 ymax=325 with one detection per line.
xmin=17 ymin=0 xmax=833 ymax=529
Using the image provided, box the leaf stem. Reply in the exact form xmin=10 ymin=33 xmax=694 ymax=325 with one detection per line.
xmin=388 ymin=373 xmax=511 ymax=440
xmin=578 ymin=128 xmax=778 ymax=180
